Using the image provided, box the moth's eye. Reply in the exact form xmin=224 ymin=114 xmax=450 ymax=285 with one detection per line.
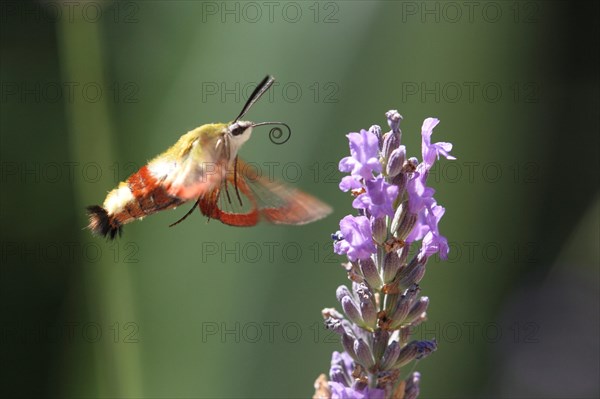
xmin=231 ymin=125 xmax=246 ymax=136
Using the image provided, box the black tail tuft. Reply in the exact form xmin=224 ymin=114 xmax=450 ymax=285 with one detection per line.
xmin=86 ymin=205 xmax=122 ymax=239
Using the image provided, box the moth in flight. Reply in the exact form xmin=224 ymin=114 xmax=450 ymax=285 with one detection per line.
xmin=87 ymin=76 xmax=332 ymax=239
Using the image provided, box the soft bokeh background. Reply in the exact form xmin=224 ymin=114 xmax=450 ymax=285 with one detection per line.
xmin=1 ymin=1 xmax=598 ymax=398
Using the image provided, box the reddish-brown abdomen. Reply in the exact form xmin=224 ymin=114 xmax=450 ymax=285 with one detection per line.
xmin=110 ymin=166 xmax=184 ymax=225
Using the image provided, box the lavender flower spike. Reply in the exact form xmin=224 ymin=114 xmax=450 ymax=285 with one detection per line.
xmin=315 ymin=110 xmax=456 ymax=399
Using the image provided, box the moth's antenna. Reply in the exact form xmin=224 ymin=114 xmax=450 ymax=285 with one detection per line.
xmin=234 ymin=75 xmax=275 ymax=122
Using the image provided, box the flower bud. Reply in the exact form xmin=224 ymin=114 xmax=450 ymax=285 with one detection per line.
xmin=399 ymin=326 xmax=411 ymax=345
xmin=390 ymin=201 xmax=407 ymax=237
xmin=324 ymin=317 xmax=345 ymax=335
xmin=386 ymin=146 xmax=406 ymax=177
xmin=352 ymin=281 xmax=367 ymax=297
xmin=409 ymin=313 xmax=427 ymax=327
xmin=405 ymin=296 xmax=429 ymax=324
xmin=405 ymin=283 xmax=421 ymax=301
xmin=379 ymin=340 xmax=401 ymax=370
xmin=382 ymin=251 xmax=401 ymax=283
xmin=372 ymin=329 xmax=390 ymax=360
xmin=359 ymin=257 xmax=382 ymax=289
xmin=398 ymin=245 xmax=409 ymax=266
xmin=396 ymin=256 xmax=426 ymax=289
xmin=388 ymin=296 xmax=410 ymax=328
xmin=389 ymin=285 xmax=420 ymax=328
xmin=354 ymin=282 xmax=375 ymax=302
xmin=390 ymin=170 xmax=407 ymax=192
xmin=391 ymin=203 xmax=417 ymax=241
xmin=341 ymin=296 xmax=363 ymax=326
xmin=394 ymin=339 xmax=436 ymax=368
xmin=369 ymin=124 xmax=383 ymax=148
xmin=404 ymin=372 xmax=421 ymax=399
xmin=330 ymin=364 xmax=347 ymax=384
xmin=383 ymin=292 xmax=398 ymax=313
xmin=382 ymin=132 xmax=400 ymax=160
xmin=386 ymin=110 xmax=403 ymax=134
xmin=342 ymin=333 xmax=358 ymax=361
xmin=360 ymin=301 xmax=377 ymax=329
xmin=371 ymin=217 xmax=387 ymax=244
xmin=394 ymin=341 xmax=419 ymax=368
xmin=414 ymin=339 xmax=437 ymax=360
xmin=354 ymin=283 xmax=377 ymax=328
xmin=322 ymin=307 xmax=344 ymax=320
xmin=336 ymin=285 xmax=352 ymax=303
xmin=354 ymin=338 xmax=375 ymax=369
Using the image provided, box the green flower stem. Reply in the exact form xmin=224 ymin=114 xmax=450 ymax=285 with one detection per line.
xmin=57 ymin=9 xmax=143 ymax=398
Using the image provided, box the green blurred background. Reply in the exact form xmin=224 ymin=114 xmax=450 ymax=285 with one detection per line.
xmin=1 ymin=1 xmax=598 ymax=398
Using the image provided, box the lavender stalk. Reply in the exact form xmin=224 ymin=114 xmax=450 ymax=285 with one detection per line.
xmin=313 ymin=111 xmax=456 ymax=399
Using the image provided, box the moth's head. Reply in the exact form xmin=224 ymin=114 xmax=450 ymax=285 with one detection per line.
xmin=224 ymin=76 xmax=291 ymax=151
xmin=226 ymin=120 xmax=253 ymax=146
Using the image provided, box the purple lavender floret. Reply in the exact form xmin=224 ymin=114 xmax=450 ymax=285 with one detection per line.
xmin=406 ymin=199 xmax=449 ymax=260
xmin=339 ymin=129 xmax=382 ymax=181
xmin=352 ymin=176 xmax=399 ymax=218
xmin=333 ymin=215 xmax=377 ymax=261
xmin=314 ymin=110 xmax=456 ymax=398
xmin=421 ymin=118 xmax=456 ymax=171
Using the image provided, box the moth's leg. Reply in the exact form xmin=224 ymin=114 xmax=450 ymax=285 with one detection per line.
xmin=234 ymin=156 xmax=243 ymax=207
xmin=223 ymin=179 xmax=232 ymax=205
xmin=169 ymin=199 xmax=200 ymax=227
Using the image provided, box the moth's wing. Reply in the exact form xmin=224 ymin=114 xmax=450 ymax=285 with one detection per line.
xmin=198 ymin=180 xmax=260 ymax=226
xmin=199 ymin=159 xmax=332 ymax=226
xmin=242 ymin=164 xmax=333 ymax=225
xmin=148 ymin=131 xmax=227 ymax=201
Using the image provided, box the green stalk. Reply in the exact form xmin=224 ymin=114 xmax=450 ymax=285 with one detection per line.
xmin=57 ymin=6 xmax=142 ymax=397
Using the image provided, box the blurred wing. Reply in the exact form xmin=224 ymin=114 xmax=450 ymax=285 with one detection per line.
xmin=199 ymin=159 xmax=332 ymax=226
